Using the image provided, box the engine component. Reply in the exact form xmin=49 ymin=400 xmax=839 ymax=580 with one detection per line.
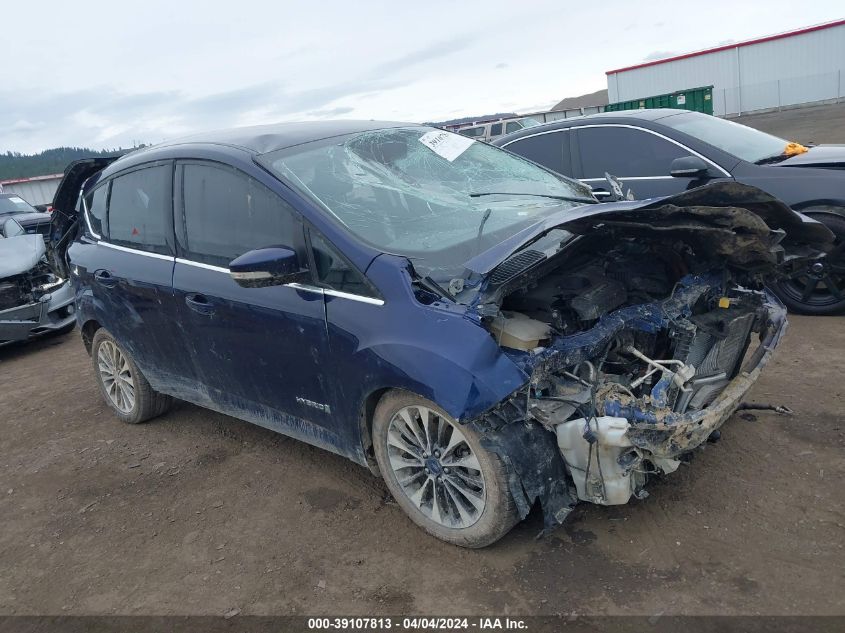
xmin=570 ymin=275 xmax=627 ymax=320
xmin=489 ymin=311 xmax=550 ymax=351
xmin=555 ymin=416 xmax=647 ymax=505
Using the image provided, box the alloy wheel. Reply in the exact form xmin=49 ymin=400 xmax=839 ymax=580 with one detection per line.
xmin=97 ymin=340 xmax=136 ymax=413
xmin=386 ymin=405 xmax=486 ymax=529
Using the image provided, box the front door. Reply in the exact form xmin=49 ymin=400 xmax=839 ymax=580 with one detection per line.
xmin=170 ymin=161 xmax=347 ymax=455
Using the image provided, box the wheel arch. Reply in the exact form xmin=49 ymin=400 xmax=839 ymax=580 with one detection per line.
xmin=80 ymin=319 xmax=102 ymax=354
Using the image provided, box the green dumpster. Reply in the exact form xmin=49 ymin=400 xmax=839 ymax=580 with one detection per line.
xmin=606 ymin=86 xmax=713 ymax=115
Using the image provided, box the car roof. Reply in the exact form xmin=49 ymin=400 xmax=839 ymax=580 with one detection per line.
xmin=493 ymin=108 xmax=697 ymax=144
xmin=120 ymin=120 xmax=411 ymax=160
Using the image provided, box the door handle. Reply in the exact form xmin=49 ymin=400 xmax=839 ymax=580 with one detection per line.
xmin=93 ymin=269 xmax=118 ymax=288
xmin=185 ymin=293 xmax=215 ymax=316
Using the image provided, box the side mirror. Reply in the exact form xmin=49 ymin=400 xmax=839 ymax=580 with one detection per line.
xmin=670 ymin=155 xmax=710 ymax=178
xmin=3 ymin=217 xmax=26 ymax=238
xmin=229 ymin=246 xmax=308 ymax=288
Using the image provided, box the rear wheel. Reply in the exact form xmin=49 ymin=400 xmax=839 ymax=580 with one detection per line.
xmin=372 ymin=390 xmax=518 ymax=548
xmin=774 ymin=210 xmax=845 ymax=315
xmin=91 ymin=329 xmax=173 ymax=424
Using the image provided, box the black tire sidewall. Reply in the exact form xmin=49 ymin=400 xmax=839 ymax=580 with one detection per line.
xmin=372 ymin=390 xmax=517 ymax=548
xmin=774 ymin=209 xmax=845 ymax=315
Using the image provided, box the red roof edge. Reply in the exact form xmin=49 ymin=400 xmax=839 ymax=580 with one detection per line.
xmin=606 ymin=18 xmax=845 ymax=75
xmin=0 ymin=173 xmax=64 ymax=185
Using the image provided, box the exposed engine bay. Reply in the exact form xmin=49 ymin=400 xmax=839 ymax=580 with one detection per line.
xmin=473 ymin=194 xmax=810 ymax=512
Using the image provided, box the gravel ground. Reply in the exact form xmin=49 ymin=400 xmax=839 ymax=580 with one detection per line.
xmin=0 ymin=315 xmax=843 ymax=616
xmin=733 ymin=101 xmax=845 ymax=144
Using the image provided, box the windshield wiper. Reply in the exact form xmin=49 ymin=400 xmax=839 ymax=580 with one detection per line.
xmin=469 ymin=191 xmax=597 ymax=204
xmin=754 ymin=153 xmax=791 ymax=165
xmin=475 ymin=208 xmax=492 ymax=256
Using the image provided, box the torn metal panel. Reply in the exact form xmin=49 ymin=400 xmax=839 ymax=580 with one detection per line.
xmin=471 ymin=393 xmax=577 ymax=529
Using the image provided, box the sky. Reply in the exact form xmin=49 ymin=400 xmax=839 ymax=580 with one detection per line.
xmin=1 ymin=0 xmax=843 ymax=153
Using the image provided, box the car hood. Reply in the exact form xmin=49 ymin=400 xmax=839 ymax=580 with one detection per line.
xmin=776 ymin=144 xmax=845 ymax=168
xmin=0 ymin=211 xmax=52 ymax=227
xmin=0 ymin=234 xmax=46 ymax=278
xmin=464 ymin=181 xmax=835 ymax=277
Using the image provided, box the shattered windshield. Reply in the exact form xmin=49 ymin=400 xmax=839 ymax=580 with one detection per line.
xmin=259 ymin=126 xmax=594 ymax=280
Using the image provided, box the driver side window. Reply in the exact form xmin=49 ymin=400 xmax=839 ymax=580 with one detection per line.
xmin=310 ymin=231 xmax=378 ymax=298
xmin=178 ymin=162 xmax=301 ymax=267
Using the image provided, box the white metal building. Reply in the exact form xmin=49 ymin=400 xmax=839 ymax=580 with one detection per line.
xmin=0 ymin=173 xmax=63 ymax=206
xmin=606 ymin=19 xmax=845 ymax=116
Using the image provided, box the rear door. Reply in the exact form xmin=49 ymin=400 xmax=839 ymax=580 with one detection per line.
xmin=572 ymin=125 xmax=727 ymax=199
xmin=70 ymin=161 xmax=194 ymax=385
xmin=171 ymin=161 xmax=347 ymax=454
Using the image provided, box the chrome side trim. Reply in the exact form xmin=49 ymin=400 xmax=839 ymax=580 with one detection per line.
xmin=285 ymin=282 xmax=324 ymax=294
xmin=175 ymin=257 xmax=229 ymax=273
xmin=174 ymin=260 xmax=384 ymax=305
xmin=99 ymin=241 xmax=174 ymax=261
xmin=499 ymin=128 xmax=570 ymax=147
xmin=323 ymin=288 xmax=385 ymax=306
xmin=502 ymin=123 xmax=731 ymax=178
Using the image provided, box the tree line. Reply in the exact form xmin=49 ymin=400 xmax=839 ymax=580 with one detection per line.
xmin=0 ymin=146 xmax=141 ymax=181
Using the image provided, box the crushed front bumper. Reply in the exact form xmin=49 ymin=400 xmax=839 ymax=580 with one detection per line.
xmin=552 ymin=292 xmax=788 ymax=506
xmin=605 ymin=294 xmax=787 ymax=459
xmin=0 ymin=281 xmax=75 ymax=345
xmin=477 ymin=287 xmax=788 ymax=523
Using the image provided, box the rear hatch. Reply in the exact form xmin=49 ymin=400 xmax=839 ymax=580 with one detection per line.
xmin=50 ymin=157 xmax=118 ymax=275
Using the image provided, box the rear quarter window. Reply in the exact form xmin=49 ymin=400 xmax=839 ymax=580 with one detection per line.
xmin=84 ymin=184 xmax=109 ymax=237
xmin=107 ymin=165 xmax=172 ymax=255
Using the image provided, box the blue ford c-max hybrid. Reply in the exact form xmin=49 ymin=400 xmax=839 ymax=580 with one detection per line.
xmin=51 ymin=122 xmax=830 ymax=547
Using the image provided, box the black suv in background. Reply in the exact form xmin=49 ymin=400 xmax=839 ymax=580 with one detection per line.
xmin=494 ymin=109 xmax=845 ymax=315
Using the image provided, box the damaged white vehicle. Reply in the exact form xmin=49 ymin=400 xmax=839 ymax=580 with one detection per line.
xmin=0 ymin=216 xmax=75 ymax=346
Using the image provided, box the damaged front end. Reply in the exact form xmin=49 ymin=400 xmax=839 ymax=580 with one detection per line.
xmin=0 ymin=220 xmax=75 ymax=345
xmin=463 ymin=183 xmax=829 ymax=526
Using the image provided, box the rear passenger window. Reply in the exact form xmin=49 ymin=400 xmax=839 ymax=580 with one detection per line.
xmin=108 ymin=165 xmax=172 ymax=254
xmin=310 ymin=232 xmax=377 ymax=298
xmin=506 ymin=131 xmax=571 ymax=176
xmin=84 ymin=183 xmax=109 ymax=237
xmin=490 ymin=123 xmax=503 ymax=137
xmin=180 ymin=163 xmax=300 ymax=267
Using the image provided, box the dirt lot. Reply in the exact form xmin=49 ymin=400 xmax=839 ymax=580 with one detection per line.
xmin=0 ymin=316 xmax=843 ymax=617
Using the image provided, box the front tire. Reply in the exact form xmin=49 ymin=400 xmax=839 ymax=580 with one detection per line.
xmin=372 ymin=390 xmax=518 ymax=548
xmin=774 ymin=210 xmax=845 ymax=315
xmin=91 ymin=328 xmax=173 ymax=424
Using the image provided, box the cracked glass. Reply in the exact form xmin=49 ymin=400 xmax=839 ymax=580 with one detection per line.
xmin=260 ymin=126 xmax=593 ymax=281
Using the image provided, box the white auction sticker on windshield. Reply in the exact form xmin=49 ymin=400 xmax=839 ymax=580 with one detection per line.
xmin=418 ymin=130 xmax=474 ymax=162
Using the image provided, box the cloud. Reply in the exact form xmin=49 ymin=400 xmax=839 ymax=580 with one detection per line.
xmin=495 ymin=62 xmax=508 ymax=69
xmin=642 ymin=50 xmax=678 ymax=61
xmin=308 ymin=106 xmax=355 ymax=118
xmin=371 ymin=36 xmax=473 ymax=77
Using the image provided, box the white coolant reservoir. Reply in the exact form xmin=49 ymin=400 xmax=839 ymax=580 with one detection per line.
xmin=555 ymin=416 xmax=636 ymax=505
xmin=488 ymin=311 xmax=550 ymax=351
